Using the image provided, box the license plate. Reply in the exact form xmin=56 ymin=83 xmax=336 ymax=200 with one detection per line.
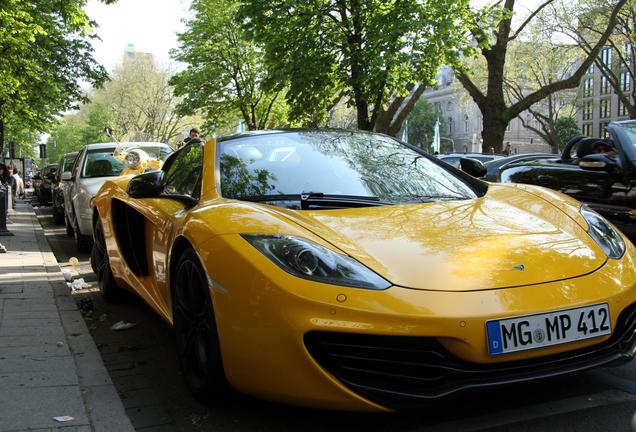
xmin=486 ymin=303 xmax=611 ymax=355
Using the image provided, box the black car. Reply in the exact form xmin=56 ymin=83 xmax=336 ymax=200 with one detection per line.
xmin=438 ymin=153 xmax=504 ymax=169
xmin=499 ymin=120 xmax=636 ymax=238
xmin=482 ymin=153 xmax=555 ymax=181
xmin=38 ymin=164 xmax=58 ymax=206
xmin=52 ymin=152 xmax=78 ymax=225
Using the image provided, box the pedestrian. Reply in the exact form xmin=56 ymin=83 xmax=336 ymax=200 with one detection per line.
xmin=178 ymin=128 xmax=201 ymax=149
xmin=13 ymin=170 xmax=25 ymax=199
xmin=504 ymin=142 xmax=513 ymax=156
xmin=0 ymin=164 xmax=8 ymax=185
xmin=7 ymin=167 xmax=17 ymax=208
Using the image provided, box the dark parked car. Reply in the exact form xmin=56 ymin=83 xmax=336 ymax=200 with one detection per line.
xmin=500 ymin=120 xmax=636 ymax=238
xmin=482 ymin=153 xmax=555 ymax=181
xmin=52 ymin=152 xmax=78 ymax=225
xmin=438 ymin=153 xmax=504 ymax=169
xmin=38 ymin=164 xmax=58 ymax=205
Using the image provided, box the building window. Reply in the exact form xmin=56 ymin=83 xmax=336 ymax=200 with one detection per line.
xmin=618 ymin=99 xmax=630 ymax=117
xmin=625 ymin=42 xmax=633 ymax=66
xmin=464 ymin=115 xmax=469 ymax=133
xmin=583 ymin=78 xmax=593 ymax=97
xmin=506 ymin=120 xmax=512 ymax=132
xmin=587 ymin=62 xmax=594 ymax=74
xmin=599 ymin=122 xmax=610 ymax=138
xmin=601 ymin=47 xmax=612 ymax=67
xmin=583 ymin=102 xmax=593 ymax=120
xmin=620 ymin=71 xmax=631 ymax=92
xmin=582 ymin=123 xmax=593 ymax=136
xmin=434 ymin=102 xmax=441 ymax=114
xmin=600 ymin=99 xmax=611 ymax=118
xmin=600 ymin=76 xmax=610 ymax=94
xmin=448 ymin=117 xmax=453 ymax=135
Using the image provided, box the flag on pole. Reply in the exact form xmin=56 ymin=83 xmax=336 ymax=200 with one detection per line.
xmin=400 ymin=119 xmax=409 ymax=143
xmin=433 ymin=118 xmax=441 ymax=153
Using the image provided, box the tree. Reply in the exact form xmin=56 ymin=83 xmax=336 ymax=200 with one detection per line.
xmin=500 ymin=37 xmax=579 ymax=153
xmin=0 ymin=0 xmax=108 ymax=158
xmin=403 ymin=99 xmax=445 ymax=151
xmin=94 ymin=54 xmax=191 ymax=143
xmin=556 ymin=0 xmax=636 ymax=119
xmin=170 ymin=0 xmax=288 ymax=132
xmin=241 ymin=0 xmax=473 ymax=135
xmin=555 ymin=116 xmax=581 ymax=149
xmin=455 ymin=0 xmax=627 ymax=152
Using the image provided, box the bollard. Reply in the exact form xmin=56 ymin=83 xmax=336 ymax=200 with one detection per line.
xmin=0 ymin=185 xmax=14 ymax=236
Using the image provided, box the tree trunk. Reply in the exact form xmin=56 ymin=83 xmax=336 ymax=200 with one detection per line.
xmin=481 ymin=111 xmax=507 ymax=153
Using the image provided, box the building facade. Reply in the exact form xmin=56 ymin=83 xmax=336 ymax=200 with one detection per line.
xmin=422 ymin=67 xmax=552 ymax=154
xmin=578 ymin=46 xmax=632 ymax=138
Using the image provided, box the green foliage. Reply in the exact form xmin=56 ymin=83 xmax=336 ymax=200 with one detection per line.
xmin=555 ymin=116 xmax=581 ymax=149
xmin=47 ymin=103 xmax=113 ymax=162
xmin=94 ymin=54 xmax=194 ymax=143
xmin=0 ymin=0 xmax=108 ymax=156
xmin=170 ymin=0 xmax=288 ymax=132
xmin=241 ymin=0 xmax=473 ymax=131
xmin=404 ymin=99 xmax=444 ymax=150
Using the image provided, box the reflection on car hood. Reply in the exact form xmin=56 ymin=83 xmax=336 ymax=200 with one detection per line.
xmin=272 ymin=184 xmax=607 ymax=291
xmin=79 ymin=177 xmax=113 ymax=198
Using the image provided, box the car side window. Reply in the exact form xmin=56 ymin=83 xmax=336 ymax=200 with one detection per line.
xmin=163 ymin=143 xmax=203 ymax=198
xmin=72 ymin=150 xmax=85 ymax=179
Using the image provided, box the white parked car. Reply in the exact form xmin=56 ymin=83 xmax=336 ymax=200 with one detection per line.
xmin=63 ymin=142 xmax=173 ymax=252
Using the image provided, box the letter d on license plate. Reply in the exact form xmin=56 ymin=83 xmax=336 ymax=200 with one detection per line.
xmin=486 ymin=303 xmax=611 ymax=355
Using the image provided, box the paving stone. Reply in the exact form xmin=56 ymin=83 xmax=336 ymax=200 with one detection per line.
xmin=0 ymin=386 xmax=90 ymax=431
xmin=0 ymin=355 xmax=77 ymax=373
xmin=0 ymin=369 xmax=79 ymax=388
xmin=0 ymin=343 xmax=71 ymax=358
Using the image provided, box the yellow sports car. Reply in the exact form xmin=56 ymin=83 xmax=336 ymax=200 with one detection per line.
xmin=91 ymin=130 xmax=636 ymax=411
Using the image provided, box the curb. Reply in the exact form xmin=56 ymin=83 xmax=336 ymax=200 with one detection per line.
xmin=30 ymin=205 xmax=135 ymax=432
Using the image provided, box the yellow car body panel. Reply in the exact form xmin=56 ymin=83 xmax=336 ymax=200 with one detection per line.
xmin=92 ymin=136 xmax=636 ymax=411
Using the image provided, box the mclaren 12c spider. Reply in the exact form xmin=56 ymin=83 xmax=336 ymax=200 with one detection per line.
xmin=91 ymin=130 xmax=636 ymax=411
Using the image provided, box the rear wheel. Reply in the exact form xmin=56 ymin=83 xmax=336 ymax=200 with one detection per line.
xmin=93 ymin=218 xmax=122 ymax=302
xmin=173 ymin=249 xmax=226 ymax=399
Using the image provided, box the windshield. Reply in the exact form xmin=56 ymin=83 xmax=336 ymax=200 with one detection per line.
xmin=82 ymin=149 xmax=125 ymax=178
xmin=61 ymin=154 xmax=77 ymax=172
xmin=616 ymin=122 xmax=636 ymax=156
xmin=217 ymin=131 xmax=477 ymax=207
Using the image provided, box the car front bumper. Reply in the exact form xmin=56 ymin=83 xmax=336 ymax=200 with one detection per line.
xmin=200 ymin=234 xmax=636 ymax=411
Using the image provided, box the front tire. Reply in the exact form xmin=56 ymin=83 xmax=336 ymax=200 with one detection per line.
xmin=173 ymin=249 xmax=226 ymax=399
xmin=93 ymin=217 xmax=122 ymax=302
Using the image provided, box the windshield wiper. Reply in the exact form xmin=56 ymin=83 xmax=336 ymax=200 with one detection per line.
xmin=239 ymin=193 xmax=392 ymax=209
xmin=384 ymin=194 xmax=469 ymax=203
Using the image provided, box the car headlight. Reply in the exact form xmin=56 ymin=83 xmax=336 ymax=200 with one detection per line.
xmin=580 ymin=205 xmax=625 ymax=259
xmin=242 ymin=234 xmax=391 ymax=290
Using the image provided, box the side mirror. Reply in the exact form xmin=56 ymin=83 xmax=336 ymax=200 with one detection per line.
xmin=127 ymin=170 xmax=165 ymax=198
xmin=61 ymin=172 xmax=72 ymax=181
xmin=579 ymin=154 xmax=616 ymax=172
xmin=459 ymin=158 xmax=487 ymax=178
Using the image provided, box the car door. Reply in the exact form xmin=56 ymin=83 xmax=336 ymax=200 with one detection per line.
xmin=64 ymin=148 xmax=86 ymax=226
xmin=116 ymin=142 xmax=204 ymax=318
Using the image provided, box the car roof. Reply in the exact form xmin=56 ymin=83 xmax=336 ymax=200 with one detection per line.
xmin=83 ymin=142 xmax=169 ymax=150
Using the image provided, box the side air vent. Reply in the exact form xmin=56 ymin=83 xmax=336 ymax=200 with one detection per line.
xmin=111 ymin=199 xmax=149 ymax=277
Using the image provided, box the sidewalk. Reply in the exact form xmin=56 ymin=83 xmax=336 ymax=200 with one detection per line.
xmin=0 ymin=201 xmax=134 ymax=432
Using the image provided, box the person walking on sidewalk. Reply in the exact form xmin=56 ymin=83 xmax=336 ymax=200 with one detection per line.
xmin=13 ymin=170 xmax=25 ymax=199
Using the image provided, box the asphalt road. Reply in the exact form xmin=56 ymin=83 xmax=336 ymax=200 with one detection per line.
xmin=32 ymin=200 xmax=636 ymax=432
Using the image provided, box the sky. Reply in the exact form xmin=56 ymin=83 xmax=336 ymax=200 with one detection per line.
xmin=85 ymin=0 xmax=192 ymax=71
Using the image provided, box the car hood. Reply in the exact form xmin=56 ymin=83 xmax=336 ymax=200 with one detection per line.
xmin=270 ymin=184 xmax=607 ymax=291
